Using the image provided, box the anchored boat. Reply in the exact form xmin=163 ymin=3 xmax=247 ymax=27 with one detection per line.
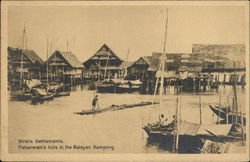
xmin=209 ymin=61 xmax=245 ymax=126
xmin=97 ymin=79 xmax=142 ymax=93
xmin=209 ymin=104 xmax=246 ymax=125
xmin=31 ymin=88 xmax=55 ymax=104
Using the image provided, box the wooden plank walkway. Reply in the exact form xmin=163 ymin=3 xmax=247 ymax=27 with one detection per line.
xmin=74 ymin=101 xmax=159 ymax=115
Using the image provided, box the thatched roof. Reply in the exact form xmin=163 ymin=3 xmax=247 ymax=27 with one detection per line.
xmin=83 ymin=44 xmax=123 ymax=65
xmin=130 ymin=56 xmax=161 ymax=71
xmin=8 ymin=47 xmax=44 ymax=65
xmin=142 ymin=56 xmax=159 ymax=71
xmin=120 ymin=61 xmax=134 ymax=69
xmin=46 ymin=50 xmax=83 ymax=68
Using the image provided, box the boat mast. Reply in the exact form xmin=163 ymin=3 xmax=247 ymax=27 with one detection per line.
xmin=67 ymin=39 xmax=69 ymax=52
xmin=199 ymin=96 xmax=202 ymax=124
xmin=123 ymin=48 xmax=130 ymax=78
xmin=159 ymin=9 xmax=168 ymax=109
xmin=20 ymin=24 xmax=26 ymax=88
xmin=126 ymin=48 xmax=130 ymax=62
xmin=104 ymin=50 xmax=110 ymax=79
xmin=46 ymin=37 xmax=49 ymax=86
xmin=173 ymin=95 xmax=181 ymax=153
xmin=233 ymin=61 xmax=238 ymax=123
xmin=152 ymin=9 xmax=168 ymax=105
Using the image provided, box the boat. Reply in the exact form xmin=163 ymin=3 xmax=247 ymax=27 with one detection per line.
xmin=97 ymin=79 xmax=142 ymax=93
xmin=116 ymin=80 xmax=142 ymax=92
xmin=46 ymin=83 xmax=63 ymax=93
xmin=54 ymin=91 xmax=70 ymax=97
xmin=209 ymin=104 xmax=246 ymax=125
xmin=95 ymin=46 xmax=142 ymax=93
xmin=75 ymin=101 xmax=159 ymax=115
xmin=141 ymin=10 xmax=242 ymax=153
xmin=143 ymin=119 xmax=236 ymax=153
xmin=31 ymin=88 xmax=55 ymax=104
xmin=12 ymin=90 xmax=32 ymax=101
xmin=43 ymin=38 xmax=70 ymax=98
xmin=209 ymin=61 xmax=245 ymax=126
xmin=10 ymin=25 xmax=32 ymax=101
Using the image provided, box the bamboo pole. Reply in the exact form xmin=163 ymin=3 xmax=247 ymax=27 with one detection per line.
xmin=218 ymin=93 xmax=221 ymax=124
xmin=141 ymin=115 xmax=144 ymax=140
xmin=104 ymin=50 xmax=110 ymax=79
xmin=98 ymin=57 xmax=101 ymax=81
xmin=199 ymin=96 xmax=202 ymax=124
xmin=20 ymin=24 xmax=26 ymax=88
xmin=226 ymin=96 xmax=230 ymax=124
xmin=240 ymin=109 xmax=244 ymax=144
xmin=172 ymin=96 xmax=178 ymax=153
xmin=226 ymin=104 xmax=229 ymax=124
xmin=46 ymin=37 xmax=49 ymax=86
xmin=233 ymin=62 xmax=239 ymax=124
xmin=160 ymin=9 xmax=168 ymax=109
xmin=159 ymin=55 xmax=165 ymax=110
xmin=175 ymin=96 xmax=180 ymax=153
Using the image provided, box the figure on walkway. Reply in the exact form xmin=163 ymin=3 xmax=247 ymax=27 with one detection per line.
xmin=92 ymin=95 xmax=99 ymax=111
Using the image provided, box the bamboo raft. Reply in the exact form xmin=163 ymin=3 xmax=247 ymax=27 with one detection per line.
xmin=74 ymin=101 xmax=159 ymax=115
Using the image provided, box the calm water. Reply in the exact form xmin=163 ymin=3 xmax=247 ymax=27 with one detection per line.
xmin=8 ymin=85 xmax=246 ymax=153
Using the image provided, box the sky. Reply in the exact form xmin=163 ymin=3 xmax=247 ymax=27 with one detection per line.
xmin=7 ymin=4 xmax=246 ymax=62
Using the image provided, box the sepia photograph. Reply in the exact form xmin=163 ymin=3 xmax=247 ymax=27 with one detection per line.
xmin=1 ymin=1 xmax=249 ymax=161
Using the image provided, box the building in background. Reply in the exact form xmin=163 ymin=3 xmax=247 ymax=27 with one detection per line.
xmin=119 ymin=61 xmax=134 ymax=79
xmin=193 ymin=44 xmax=246 ymax=85
xmin=45 ymin=50 xmax=84 ymax=84
xmin=8 ymin=47 xmax=44 ymax=88
xmin=83 ymin=44 xmax=124 ymax=80
xmin=127 ymin=56 xmax=158 ymax=81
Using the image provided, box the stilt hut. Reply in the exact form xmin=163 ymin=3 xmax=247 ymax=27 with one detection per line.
xmin=83 ymin=44 xmax=123 ymax=80
xmin=8 ymin=47 xmax=44 ymax=89
xmin=45 ymin=50 xmax=84 ymax=84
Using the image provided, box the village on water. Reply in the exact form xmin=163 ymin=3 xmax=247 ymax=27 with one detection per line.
xmin=7 ymin=6 xmax=247 ymax=154
xmin=8 ymin=35 xmax=247 ymax=154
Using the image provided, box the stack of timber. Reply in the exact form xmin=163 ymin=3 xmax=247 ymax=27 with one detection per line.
xmin=201 ymin=140 xmax=230 ymax=154
xmin=74 ymin=101 xmax=159 ymax=115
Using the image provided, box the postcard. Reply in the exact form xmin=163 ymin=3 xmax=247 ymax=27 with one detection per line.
xmin=1 ymin=1 xmax=249 ymax=161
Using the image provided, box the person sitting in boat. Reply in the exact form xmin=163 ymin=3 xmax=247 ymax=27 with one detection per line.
xmin=165 ymin=115 xmax=177 ymax=129
xmin=159 ymin=114 xmax=171 ymax=129
xmin=159 ymin=114 xmax=168 ymax=125
xmin=150 ymin=114 xmax=168 ymax=129
xmin=156 ymin=115 xmax=177 ymax=131
xmin=92 ymin=95 xmax=99 ymax=111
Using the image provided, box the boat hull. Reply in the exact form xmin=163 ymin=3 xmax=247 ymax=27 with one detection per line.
xmin=11 ymin=90 xmax=32 ymax=101
xmin=55 ymin=91 xmax=70 ymax=97
xmin=97 ymin=86 xmax=140 ymax=93
xmin=209 ymin=105 xmax=246 ymax=125
xmin=31 ymin=94 xmax=54 ymax=104
xmin=143 ymin=127 xmax=203 ymax=153
xmin=13 ymin=93 xmax=32 ymax=101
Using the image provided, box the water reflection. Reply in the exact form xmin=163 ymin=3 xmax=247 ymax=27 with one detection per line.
xmin=146 ymin=136 xmax=204 ymax=153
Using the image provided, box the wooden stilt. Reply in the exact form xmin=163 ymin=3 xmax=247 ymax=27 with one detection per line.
xmin=199 ymin=96 xmax=202 ymax=124
xmin=218 ymin=93 xmax=221 ymax=124
xmin=141 ymin=115 xmax=144 ymax=140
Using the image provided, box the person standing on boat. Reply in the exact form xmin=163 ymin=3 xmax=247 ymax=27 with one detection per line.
xmin=92 ymin=95 xmax=99 ymax=110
